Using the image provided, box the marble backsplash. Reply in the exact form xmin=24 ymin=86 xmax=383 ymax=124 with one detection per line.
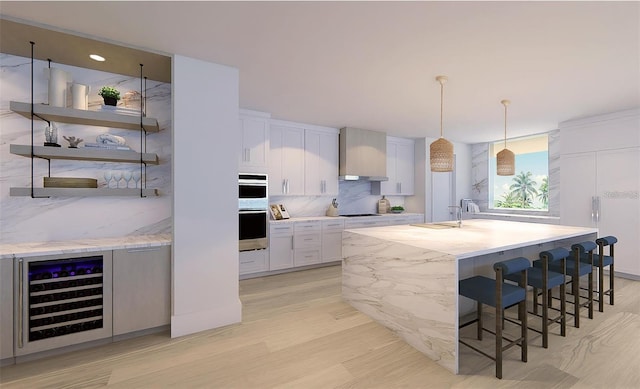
xmin=271 ymin=180 xmax=405 ymax=217
xmin=0 ymin=53 xmax=172 ymax=244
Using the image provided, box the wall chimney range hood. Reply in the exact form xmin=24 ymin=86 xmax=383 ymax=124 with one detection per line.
xmin=339 ymin=127 xmax=388 ymax=181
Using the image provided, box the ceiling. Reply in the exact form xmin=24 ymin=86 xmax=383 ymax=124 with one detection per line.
xmin=1 ymin=1 xmax=638 ymax=144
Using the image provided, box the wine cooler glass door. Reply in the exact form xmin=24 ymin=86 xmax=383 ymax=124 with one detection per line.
xmin=15 ymin=251 xmax=113 ymax=356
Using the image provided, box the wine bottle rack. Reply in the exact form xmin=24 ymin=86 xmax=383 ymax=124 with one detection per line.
xmin=28 ymin=256 xmax=104 ymax=342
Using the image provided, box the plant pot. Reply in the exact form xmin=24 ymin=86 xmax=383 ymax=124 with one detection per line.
xmin=103 ymin=97 xmax=118 ymax=106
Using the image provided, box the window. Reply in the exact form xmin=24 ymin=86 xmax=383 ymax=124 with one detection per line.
xmin=489 ymin=134 xmax=549 ymax=211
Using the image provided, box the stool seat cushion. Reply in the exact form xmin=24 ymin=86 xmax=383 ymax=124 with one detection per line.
xmin=580 ymin=253 xmax=613 ymax=267
xmin=506 ymin=267 xmax=565 ymax=289
xmin=459 ymin=275 xmax=526 ymax=309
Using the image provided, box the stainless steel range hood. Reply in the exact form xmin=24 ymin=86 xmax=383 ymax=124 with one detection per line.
xmin=339 ymin=127 xmax=388 ymax=181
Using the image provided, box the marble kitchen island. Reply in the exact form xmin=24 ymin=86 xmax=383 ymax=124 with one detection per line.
xmin=342 ymin=219 xmax=597 ymax=374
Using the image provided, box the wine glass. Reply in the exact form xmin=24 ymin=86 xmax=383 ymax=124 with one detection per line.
xmin=132 ymin=170 xmax=141 ymax=189
xmin=123 ymin=171 xmax=133 ymax=188
xmin=112 ymin=171 xmax=122 ymax=188
xmin=103 ymin=171 xmax=112 ymax=188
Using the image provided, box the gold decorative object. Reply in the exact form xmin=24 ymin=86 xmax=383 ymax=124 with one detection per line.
xmin=497 ymin=99 xmax=515 ymax=176
xmin=430 ymin=75 xmax=454 ymax=172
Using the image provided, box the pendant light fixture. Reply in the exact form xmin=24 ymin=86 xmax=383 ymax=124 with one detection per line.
xmin=496 ymin=99 xmax=515 ymax=176
xmin=430 ymin=75 xmax=454 ymax=172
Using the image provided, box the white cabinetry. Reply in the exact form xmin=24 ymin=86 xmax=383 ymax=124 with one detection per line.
xmin=305 ymin=129 xmax=339 ymax=196
xmin=0 ymin=260 xmax=13 ymax=361
xmin=239 ymin=249 xmax=268 ymax=275
xmin=269 ymin=224 xmax=294 ymax=271
xmin=375 ymin=137 xmax=415 ymax=195
xmin=294 ymin=221 xmax=322 ymax=267
xmin=386 ymin=213 xmax=424 ymax=225
xmin=559 ymin=109 xmax=640 ymax=277
xmin=113 ymin=246 xmax=171 ymax=336
xmin=239 ymin=109 xmax=270 ymax=173
xmin=269 ymin=122 xmax=305 ymax=196
xmin=344 ymin=218 xmax=390 ymax=229
xmin=322 ymin=219 xmax=345 ymax=263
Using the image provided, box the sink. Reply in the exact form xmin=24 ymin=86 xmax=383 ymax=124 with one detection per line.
xmin=410 ymin=223 xmax=459 ymax=229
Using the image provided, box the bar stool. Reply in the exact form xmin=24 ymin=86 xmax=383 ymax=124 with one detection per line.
xmin=459 ymin=257 xmax=529 ymax=379
xmin=508 ymin=247 xmax=569 ymax=348
xmin=590 ymin=236 xmax=616 ymax=311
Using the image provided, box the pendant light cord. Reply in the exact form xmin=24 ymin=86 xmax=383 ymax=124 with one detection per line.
xmin=504 ymin=103 xmax=507 ymax=149
xmin=440 ymin=80 xmax=444 ymax=138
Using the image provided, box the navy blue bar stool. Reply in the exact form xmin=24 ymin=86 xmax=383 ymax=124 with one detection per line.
xmin=459 ymin=257 xmax=529 ymax=379
xmin=591 ymin=236 xmax=616 ymax=311
xmin=509 ymin=247 xmax=569 ymax=348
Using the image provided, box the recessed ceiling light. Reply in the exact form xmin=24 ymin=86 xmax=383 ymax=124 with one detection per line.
xmin=89 ymin=54 xmax=105 ymax=62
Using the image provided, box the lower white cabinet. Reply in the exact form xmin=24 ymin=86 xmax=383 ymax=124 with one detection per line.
xmin=322 ymin=219 xmax=344 ymax=263
xmin=294 ymin=221 xmax=322 ymax=267
xmin=113 ymin=246 xmax=171 ymax=336
xmin=0 ymin=260 xmax=13 ymax=360
xmin=269 ymin=224 xmax=294 ymax=271
xmin=239 ymin=249 xmax=269 ymax=275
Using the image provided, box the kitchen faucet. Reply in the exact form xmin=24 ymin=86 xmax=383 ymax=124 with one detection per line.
xmin=448 ymin=205 xmax=462 ymax=227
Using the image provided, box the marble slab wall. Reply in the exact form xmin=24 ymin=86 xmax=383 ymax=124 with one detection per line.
xmin=0 ymin=54 xmax=172 ymax=244
xmin=469 ymin=131 xmax=560 ymax=217
xmin=270 ymin=180 xmax=405 ymax=217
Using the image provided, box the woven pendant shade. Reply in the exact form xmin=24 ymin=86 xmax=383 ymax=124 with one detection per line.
xmin=430 ymin=137 xmax=454 ymax=172
xmin=496 ymin=148 xmax=515 ymax=176
xmin=430 ymin=75 xmax=454 ymax=172
xmin=496 ymin=99 xmax=515 ymax=176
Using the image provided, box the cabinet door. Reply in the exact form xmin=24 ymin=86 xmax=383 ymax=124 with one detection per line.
xmin=322 ymin=231 xmax=343 ymax=262
xmin=560 ymin=152 xmax=597 ymax=228
xmin=239 ymin=249 xmax=268 ymax=275
xmin=395 ymin=142 xmax=414 ymax=195
xmin=305 ymin=130 xmax=339 ymax=196
xmin=269 ymin=124 xmax=304 ymax=196
xmin=597 ymin=148 xmax=640 ymax=276
xmin=0 ymin=260 xmax=13 ymax=360
xmin=269 ymin=234 xmax=294 ymax=270
xmin=239 ymin=115 xmax=269 ymax=172
xmin=379 ymin=141 xmax=398 ymax=195
xmin=113 ymin=246 xmax=171 ymax=336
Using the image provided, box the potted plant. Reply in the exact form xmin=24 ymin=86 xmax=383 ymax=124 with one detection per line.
xmin=98 ymin=86 xmax=120 ymax=106
xmin=390 ymin=205 xmax=405 ymax=214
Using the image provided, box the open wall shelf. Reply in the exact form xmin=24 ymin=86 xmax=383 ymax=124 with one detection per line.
xmin=10 ymin=144 xmax=159 ymax=165
xmin=9 ymin=101 xmax=160 ymax=132
xmin=10 ymin=188 xmax=158 ymax=197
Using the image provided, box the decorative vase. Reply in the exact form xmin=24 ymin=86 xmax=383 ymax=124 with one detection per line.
xmin=103 ymin=97 xmax=118 ymax=106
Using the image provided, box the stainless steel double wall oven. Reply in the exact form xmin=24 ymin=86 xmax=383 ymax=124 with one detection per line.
xmin=238 ymin=174 xmax=268 ymax=251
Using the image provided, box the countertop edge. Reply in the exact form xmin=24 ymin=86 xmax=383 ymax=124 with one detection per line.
xmin=0 ymin=234 xmax=172 ymax=259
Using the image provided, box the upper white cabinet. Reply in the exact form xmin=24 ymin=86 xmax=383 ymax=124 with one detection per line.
xmin=376 ymin=137 xmax=415 ymax=195
xmin=239 ymin=109 xmax=270 ymax=173
xmin=305 ymin=129 xmax=339 ymax=196
xmin=269 ymin=122 xmax=305 ymax=196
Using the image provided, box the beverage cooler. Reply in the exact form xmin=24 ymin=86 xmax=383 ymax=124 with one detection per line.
xmin=15 ymin=251 xmax=113 ymax=356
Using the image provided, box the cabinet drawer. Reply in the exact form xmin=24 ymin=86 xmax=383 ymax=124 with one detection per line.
xmin=294 ymin=248 xmax=321 ymax=267
xmin=322 ymin=219 xmax=345 ymax=232
xmin=270 ymin=223 xmax=294 ymax=236
xmin=294 ymin=221 xmax=321 ymax=233
xmin=239 ymin=249 xmax=268 ymax=274
xmin=294 ymin=233 xmax=321 ymax=249
xmin=344 ymin=219 xmax=388 ymax=229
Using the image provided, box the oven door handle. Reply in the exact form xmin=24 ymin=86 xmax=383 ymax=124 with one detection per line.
xmin=239 ymin=210 xmax=268 ymax=214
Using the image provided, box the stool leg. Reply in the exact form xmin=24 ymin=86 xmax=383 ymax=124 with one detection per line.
xmin=610 ymin=262 xmax=615 ymax=305
xmin=573 ymin=274 xmax=580 ymax=328
xmin=599 ymin=263 xmax=604 ymax=312
xmin=589 ymin=271 xmax=593 ymax=319
xmin=496 ymin=303 xmax=503 ymax=379
xmin=520 ymin=299 xmax=527 ymax=363
xmin=560 ymin=282 xmax=566 ymax=337
xmin=477 ymin=302 xmax=483 ymax=340
xmin=542 ymin=286 xmax=549 ymax=348
xmin=533 ymin=287 xmax=539 ymax=315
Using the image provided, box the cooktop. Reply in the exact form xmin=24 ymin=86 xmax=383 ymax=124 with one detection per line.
xmin=341 ymin=214 xmax=381 ymax=217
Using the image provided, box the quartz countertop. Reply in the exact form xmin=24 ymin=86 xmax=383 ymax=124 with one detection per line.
xmin=0 ymin=233 xmax=171 ymax=259
xmin=269 ymin=213 xmax=423 ymax=223
xmin=344 ymin=219 xmax=597 ymax=259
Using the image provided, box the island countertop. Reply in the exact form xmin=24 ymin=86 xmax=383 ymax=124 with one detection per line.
xmin=0 ymin=233 xmax=171 ymax=259
xmin=344 ymin=219 xmax=598 ymax=259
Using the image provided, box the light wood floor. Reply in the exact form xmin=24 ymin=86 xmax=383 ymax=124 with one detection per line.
xmin=1 ymin=265 xmax=639 ymax=388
